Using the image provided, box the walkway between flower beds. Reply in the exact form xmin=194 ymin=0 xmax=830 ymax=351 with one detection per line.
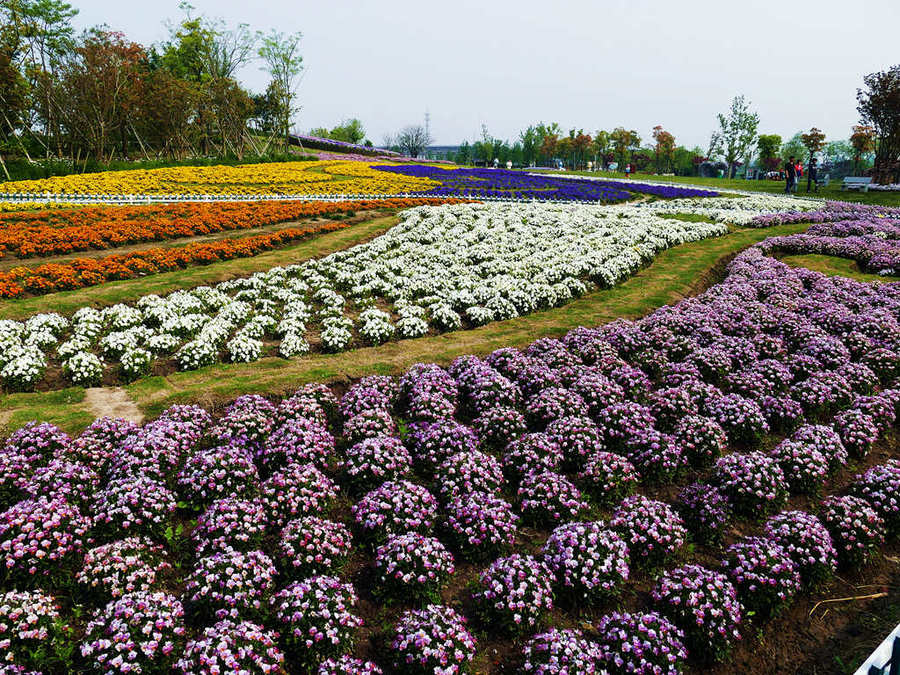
xmin=0 ymin=221 xmax=810 ymax=433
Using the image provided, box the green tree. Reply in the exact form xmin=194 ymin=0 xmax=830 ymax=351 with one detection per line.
xmin=849 ymin=123 xmax=877 ymax=174
xmin=800 ymin=127 xmax=826 ymax=191
xmin=329 ymin=118 xmax=365 ymax=144
xmin=652 ymin=125 xmax=675 ymax=173
xmin=780 ymin=132 xmax=805 ymax=164
xmin=857 ymin=64 xmax=900 ymax=184
xmin=257 ymin=29 xmax=303 ymax=146
xmin=715 ymin=95 xmax=759 ymax=178
xmin=756 ymin=134 xmax=782 ymax=172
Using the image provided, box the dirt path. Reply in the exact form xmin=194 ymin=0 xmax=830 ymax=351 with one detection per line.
xmin=83 ymin=386 xmax=143 ymax=423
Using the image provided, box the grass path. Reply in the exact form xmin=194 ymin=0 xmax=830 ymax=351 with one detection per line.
xmin=0 ymin=215 xmax=400 ymax=320
xmin=780 ymin=253 xmax=900 ymax=282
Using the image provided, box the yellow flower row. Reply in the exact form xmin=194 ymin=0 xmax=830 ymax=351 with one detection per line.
xmin=0 ymin=161 xmax=439 ymax=197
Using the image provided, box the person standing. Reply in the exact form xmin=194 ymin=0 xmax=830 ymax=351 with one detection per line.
xmin=807 ymin=158 xmax=819 ymax=192
xmin=793 ymin=160 xmax=803 ymax=193
xmin=784 ymin=156 xmax=796 ymax=194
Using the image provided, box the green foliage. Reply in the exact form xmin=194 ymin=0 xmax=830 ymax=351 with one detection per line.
xmin=756 ymin=134 xmax=782 ymax=171
xmin=715 ymin=95 xmax=760 ymax=176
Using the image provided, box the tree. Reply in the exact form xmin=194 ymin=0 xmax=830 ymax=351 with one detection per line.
xmin=257 ymin=29 xmax=303 ymax=147
xmin=800 ymin=127 xmax=826 ymax=192
xmin=610 ymin=127 xmax=639 ymax=168
xmin=715 ymin=95 xmax=759 ymax=178
xmin=592 ymin=130 xmax=609 ymax=168
xmin=824 ymin=140 xmax=852 ymax=165
xmin=329 ymin=118 xmax=365 ymax=144
xmin=849 ymin=123 xmax=877 ymax=174
xmin=651 ymin=125 xmax=675 ymax=173
xmin=780 ymin=132 xmax=805 ymax=164
xmin=454 ymin=140 xmax=471 ymax=165
xmin=518 ymin=126 xmax=539 ymax=166
xmin=395 ymin=124 xmax=430 ymax=157
xmin=858 ymin=65 xmax=900 ymax=184
xmin=756 ymin=134 xmax=782 ymax=173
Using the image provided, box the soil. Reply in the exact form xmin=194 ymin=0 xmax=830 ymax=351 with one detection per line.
xmin=82 ymin=386 xmax=144 ymax=423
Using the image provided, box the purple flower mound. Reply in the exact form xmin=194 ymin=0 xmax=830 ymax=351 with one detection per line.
xmin=852 ymin=461 xmax=900 ymax=534
xmin=176 ymin=620 xmax=285 ymax=674
xmin=271 ymin=576 xmax=362 ymax=664
xmin=610 ymin=495 xmax=687 ymax=568
xmin=609 ymin=364 xmax=653 ymax=401
xmin=457 ymin=367 xmax=521 ymax=417
xmin=108 ymin=421 xmax=189 ymax=482
xmin=22 ymin=458 xmax=100 ymax=508
xmin=622 ymin=427 xmax=684 ymax=483
xmin=211 ymin=394 xmax=275 ymax=449
xmin=521 ymin=627 xmax=603 ymax=674
xmin=721 ymin=537 xmax=801 ymax=619
xmin=652 ymin=564 xmax=743 ymax=662
xmin=406 ymin=419 xmax=478 ymax=473
xmin=473 ymin=554 xmax=554 ymax=634
xmin=649 ymin=387 xmax=700 ymax=432
xmin=444 ymin=491 xmax=518 ymax=560
xmin=501 ymin=433 xmax=563 ymax=481
xmin=318 ymin=655 xmax=383 ymax=675
xmin=514 ymin=360 xmax=563 ymax=399
xmin=594 ymin=611 xmax=688 ymax=675
xmin=768 ymin=437 xmax=830 ymax=495
xmin=0 ymin=447 xmax=32 ymax=508
xmin=406 ymin=389 xmax=457 ymax=423
xmin=185 ymin=548 xmax=276 ymax=621
xmin=820 ymin=495 xmax=885 ymax=567
xmin=0 ymin=589 xmax=64 ymax=671
xmin=838 ymin=362 xmax=880 ymax=395
xmin=177 ymin=444 xmax=259 ymax=507
xmin=705 ymin=393 xmax=768 ymax=446
xmin=277 ymin=516 xmax=353 ymax=579
xmin=676 ymin=483 xmax=732 ymax=544
xmin=352 ymin=479 xmax=439 ymax=541
xmin=375 ymin=533 xmax=455 ymax=603
xmin=596 ymin=402 xmax=655 ymax=450
xmin=472 ymin=406 xmax=527 ymax=450
xmin=93 ymin=476 xmax=177 ymax=540
xmin=77 ymin=537 xmax=172 ymax=601
xmin=260 ymin=417 xmax=335 ymax=474
xmin=765 ymin=511 xmax=837 ymax=588
xmin=673 ymin=415 xmax=727 ymax=468
xmin=576 ymin=451 xmax=639 ymax=506
xmin=0 ymin=496 xmax=89 ymax=579
xmin=339 ymin=385 xmax=391 ymax=420
xmin=436 ymin=450 xmax=505 ymax=501
xmin=571 ymin=372 xmax=625 ymax=418
xmin=852 ymin=394 xmax=897 ymax=433
xmin=759 ymin=395 xmax=806 ymax=433
xmin=80 ymin=591 xmax=186 ymax=673
xmin=517 ymin=471 xmax=587 ymax=525
xmin=833 ymin=409 xmax=880 ymax=458
xmin=390 ymin=604 xmax=476 ymax=675
xmin=713 ymin=452 xmax=787 ymax=517
xmin=525 ymin=387 xmax=589 ymax=429
xmin=790 ymin=424 xmax=848 ymax=471
xmin=192 ymin=498 xmax=266 ymax=556
xmin=862 ymin=348 xmax=900 ymax=384
xmin=790 ymin=371 xmax=854 ymax=418
xmin=290 ymin=382 xmax=339 ymax=423
xmin=157 ymin=403 xmax=213 ymax=436
xmin=397 ymin=363 xmax=458 ymax=409
xmin=274 ymin=391 xmax=329 ymax=430
xmin=545 ymin=416 xmax=604 ymax=469
xmin=344 ymin=436 xmax=412 ymax=491
xmin=4 ymin=421 xmax=70 ymax=464
xmin=342 ymin=409 xmax=397 ymax=445
xmin=67 ymin=416 xmax=140 ymax=474
xmin=542 ymin=521 xmax=629 ymax=601
xmin=260 ymin=462 xmax=339 ymax=528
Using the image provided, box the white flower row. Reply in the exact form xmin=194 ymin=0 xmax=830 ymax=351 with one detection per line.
xmin=639 ymin=195 xmax=820 ymax=225
xmin=0 ymin=202 xmax=729 ymax=389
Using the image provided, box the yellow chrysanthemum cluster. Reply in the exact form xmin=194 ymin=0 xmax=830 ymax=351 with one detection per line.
xmin=0 ymin=161 xmax=439 ymax=197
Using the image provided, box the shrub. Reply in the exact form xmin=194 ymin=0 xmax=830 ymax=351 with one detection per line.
xmin=764 ymin=511 xmax=837 ymax=588
xmin=344 ymin=436 xmax=411 ymax=491
xmin=705 ymin=393 xmax=768 ymax=445
xmin=444 ymin=491 xmax=518 ymax=560
xmin=501 ymin=433 xmax=563 ymax=482
xmin=852 ymin=461 xmax=900 ymax=534
xmin=542 ymin=521 xmax=629 ymax=602
xmin=80 ymin=591 xmax=186 ymax=674
xmin=517 ymin=471 xmax=587 ymax=525
xmin=576 ymin=451 xmax=639 ymax=506
xmin=177 ymin=444 xmax=259 ymax=508
xmin=342 ymin=409 xmax=397 ymax=445
xmin=277 ymin=516 xmax=353 ymax=579
xmin=0 ymin=590 xmax=66 ymax=672
xmin=721 ymin=537 xmax=800 ymax=619
xmin=820 ymin=495 xmax=885 ymax=567
xmin=472 ymin=554 xmax=554 ymax=633
xmin=594 ymin=612 xmax=687 ymax=675
xmin=176 ymin=620 xmax=285 ymax=674
xmin=77 ymin=537 xmax=172 ymax=601
xmin=833 ymin=409 xmax=879 ymax=458
xmin=22 ymin=458 xmax=100 ymax=508
xmin=545 ymin=416 xmax=604 ymax=469
xmin=673 ymin=415 xmax=727 ymax=467
xmin=610 ymin=495 xmax=686 ymax=569
xmin=472 ymin=406 xmax=527 ymax=450
xmin=652 ymin=564 xmax=742 ymax=662
xmin=260 ymin=462 xmax=338 ymax=529
xmin=390 ymin=605 xmax=476 ymax=674
xmin=713 ymin=452 xmax=787 ymax=517
xmin=521 ymin=628 xmax=602 ymax=674
xmin=93 ymin=476 xmax=177 ymax=541
xmin=184 ymin=548 xmax=276 ymax=621
xmin=435 ymin=450 xmax=505 ymax=501
xmin=768 ymin=438 xmax=829 ymax=495
xmin=352 ymin=479 xmax=439 ymax=542
xmin=675 ymin=482 xmax=732 ymax=544
xmin=271 ymin=576 xmax=362 ymax=665
xmin=192 ymin=497 xmax=267 ymax=556
xmin=318 ymin=656 xmax=383 ymax=675
xmin=375 ymin=533 xmax=455 ymax=603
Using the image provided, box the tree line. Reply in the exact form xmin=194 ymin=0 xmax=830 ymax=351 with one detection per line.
xmin=0 ymin=0 xmax=304 ymax=180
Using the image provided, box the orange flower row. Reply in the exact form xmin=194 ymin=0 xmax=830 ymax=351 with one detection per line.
xmin=0 ymin=198 xmax=459 ymax=258
xmin=0 ymin=198 xmax=469 ymax=298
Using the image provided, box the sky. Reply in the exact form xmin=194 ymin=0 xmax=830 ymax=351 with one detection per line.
xmin=70 ymin=0 xmax=900 ymax=148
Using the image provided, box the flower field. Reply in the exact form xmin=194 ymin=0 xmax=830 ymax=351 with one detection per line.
xmin=0 ymin=227 xmax=897 ymax=673
xmin=0 ymin=201 xmax=730 ymax=390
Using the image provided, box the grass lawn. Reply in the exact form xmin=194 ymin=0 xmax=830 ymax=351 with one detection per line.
xmin=780 ymin=253 xmax=900 ymax=282
xmin=551 ymin=169 xmax=900 ymax=207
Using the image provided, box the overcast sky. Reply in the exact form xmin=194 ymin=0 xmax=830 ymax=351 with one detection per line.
xmin=71 ymin=0 xmax=899 ymax=148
